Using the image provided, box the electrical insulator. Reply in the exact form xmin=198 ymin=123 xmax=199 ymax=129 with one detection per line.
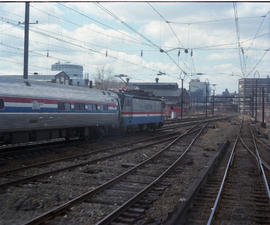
xmin=106 ymin=50 xmax=108 ymax=57
xmin=141 ymin=50 xmax=143 ymax=57
xmin=191 ymin=49 xmax=193 ymax=57
xmin=178 ymin=50 xmax=180 ymax=57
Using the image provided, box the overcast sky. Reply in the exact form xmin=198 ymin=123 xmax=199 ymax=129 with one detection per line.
xmin=0 ymin=2 xmax=269 ymax=94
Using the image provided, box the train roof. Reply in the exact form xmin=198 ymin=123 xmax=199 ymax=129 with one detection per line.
xmin=118 ymin=90 xmax=163 ymax=102
xmin=0 ymin=77 xmax=118 ymax=103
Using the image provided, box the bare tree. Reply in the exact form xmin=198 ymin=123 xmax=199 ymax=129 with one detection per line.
xmin=94 ymin=66 xmax=121 ymax=90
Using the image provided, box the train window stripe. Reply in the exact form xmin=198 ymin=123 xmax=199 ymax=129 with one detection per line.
xmin=0 ymin=96 xmax=117 ymax=107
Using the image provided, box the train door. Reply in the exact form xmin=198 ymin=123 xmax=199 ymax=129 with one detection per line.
xmin=125 ymin=96 xmax=133 ymax=123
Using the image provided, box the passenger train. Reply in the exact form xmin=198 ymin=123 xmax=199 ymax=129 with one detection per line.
xmin=0 ymin=77 xmax=165 ymax=144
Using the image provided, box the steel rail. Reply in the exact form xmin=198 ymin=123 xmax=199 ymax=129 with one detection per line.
xmin=255 ymin=137 xmax=270 ymax=151
xmin=2 ymin=117 xmax=229 ymax=188
xmin=0 ymin=128 xmax=187 ymax=176
xmin=21 ymin=123 xmax=200 ymax=225
xmin=250 ymin=127 xmax=270 ymax=199
xmin=0 ymin=115 xmax=209 ymax=153
xmin=0 ymin=131 xmax=187 ymax=189
xmin=239 ymin=136 xmax=270 ymax=171
xmin=0 ymin=126 xmax=204 ymax=189
xmin=160 ymin=116 xmax=232 ymax=131
xmin=95 ymin=123 xmax=208 ymax=225
xmin=206 ymin=136 xmax=239 ymax=225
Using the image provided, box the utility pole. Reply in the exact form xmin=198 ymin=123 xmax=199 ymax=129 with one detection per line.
xmin=212 ymin=89 xmax=215 ymax=115
xmin=251 ymin=88 xmax=254 ymax=117
xmin=255 ymin=79 xmax=258 ymax=123
xmin=23 ymin=2 xmax=30 ymax=79
xmin=262 ymin=87 xmax=265 ymax=127
xmin=205 ymin=83 xmax=208 ymax=118
xmin=181 ymin=78 xmax=184 ymax=119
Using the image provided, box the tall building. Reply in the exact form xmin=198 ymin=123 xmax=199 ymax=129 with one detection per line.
xmin=189 ymin=79 xmax=211 ymax=103
xmin=238 ymin=77 xmax=270 ymax=121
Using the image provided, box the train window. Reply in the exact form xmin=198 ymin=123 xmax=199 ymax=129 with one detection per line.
xmin=58 ymin=102 xmax=65 ymax=110
xmin=97 ymin=105 xmax=102 ymax=111
xmin=87 ymin=104 xmax=93 ymax=111
xmin=74 ymin=103 xmax=85 ymax=111
xmin=102 ymin=91 xmax=106 ymax=95
xmin=64 ymin=103 xmax=71 ymax=111
xmin=58 ymin=102 xmax=71 ymax=111
xmin=0 ymin=99 xmax=4 ymax=109
xmin=103 ymin=105 xmax=108 ymax=111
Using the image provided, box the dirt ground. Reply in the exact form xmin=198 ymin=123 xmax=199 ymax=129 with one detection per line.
xmin=141 ymin=116 xmax=241 ymax=224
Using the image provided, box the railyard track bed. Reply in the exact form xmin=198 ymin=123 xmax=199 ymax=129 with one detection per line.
xmin=168 ymin=118 xmax=270 ymax=225
xmin=0 ymin=114 xmax=218 ymax=161
xmin=0 ymin=116 xmax=237 ymax=225
xmin=0 ymin=115 xmax=225 ymax=175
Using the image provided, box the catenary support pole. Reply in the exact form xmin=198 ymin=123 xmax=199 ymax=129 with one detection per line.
xmin=262 ymin=87 xmax=265 ymax=126
xmin=23 ymin=2 xmax=30 ymax=80
xmin=255 ymin=79 xmax=258 ymax=122
xmin=181 ymin=78 xmax=183 ymax=119
xmin=212 ymin=89 xmax=215 ymax=115
xmin=205 ymin=83 xmax=208 ymax=118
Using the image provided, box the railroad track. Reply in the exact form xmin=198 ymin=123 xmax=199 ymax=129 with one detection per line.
xmin=20 ymin=122 xmax=207 ymax=225
xmin=0 ymin=122 xmax=207 ymax=191
xmin=0 ymin=114 xmax=229 ymax=160
xmin=172 ymin=120 xmax=270 ymax=225
xmin=164 ymin=114 xmax=218 ymax=124
xmin=0 ymin=116 xmax=232 ymax=190
xmin=160 ymin=115 xmax=232 ymax=132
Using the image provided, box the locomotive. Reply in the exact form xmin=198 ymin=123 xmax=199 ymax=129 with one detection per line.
xmin=0 ymin=77 xmax=165 ymax=144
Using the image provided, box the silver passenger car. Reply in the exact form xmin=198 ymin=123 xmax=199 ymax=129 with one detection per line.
xmin=0 ymin=77 xmax=119 ymax=143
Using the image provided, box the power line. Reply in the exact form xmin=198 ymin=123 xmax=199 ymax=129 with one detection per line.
xmin=162 ymin=32 xmax=270 ymax=51
xmin=0 ymin=16 xmax=161 ymax=74
xmin=147 ymin=3 xmax=190 ymax=73
xmin=169 ymin=15 xmax=265 ymax=25
xmin=0 ymin=55 xmax=50 ymax=71
xmin=95 ymin=3 xmax=162 ymax=50
xmin=247 ymin=48 xmax=270 ymax=77
xmin=147 ymin=3 xmax=184 ymax=48
xmin=95 ymin=2 xmax=187 ymax=75
xmin=245 ymin=10 xmax=270 ymax=65
xmin=31 ymin=4 xmax=152 ymax=48
xmin=57 ymin=3 xmax=152 ymax=48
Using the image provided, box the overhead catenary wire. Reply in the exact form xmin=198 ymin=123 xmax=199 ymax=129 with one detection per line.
xmin=169 ymin=15 xmax=265 ymax=25
xmin=161 ymin=32 xmax=270 ymax=52
xmin=233 ymin=2 xmax=246 ymax=77
xmin=246 ymin=48 xmax=270 ymax=77
xmin=31 ymin=5 xmax=154 ymax=49
xmin=147 ymin=2 xmax=190 ymax=73
xmin=245 ymin=10 xmax=270 ymax=65
xmin=95 ymin=2 xmax=162 ymax=51
xmin=57 ymin=3 xmax=153 ymax=48
xmin=30 ymin=5 xmax=149 ymax=48
xmin=0 ymin=41 xmax=74 ymax=65
xmin=147 ymin=3 xmax=184 ymax=48
xmin=95 ymin=2 xmax=187 ymax=75
xmin=0 ymin=16 xmax=163 ymax=75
